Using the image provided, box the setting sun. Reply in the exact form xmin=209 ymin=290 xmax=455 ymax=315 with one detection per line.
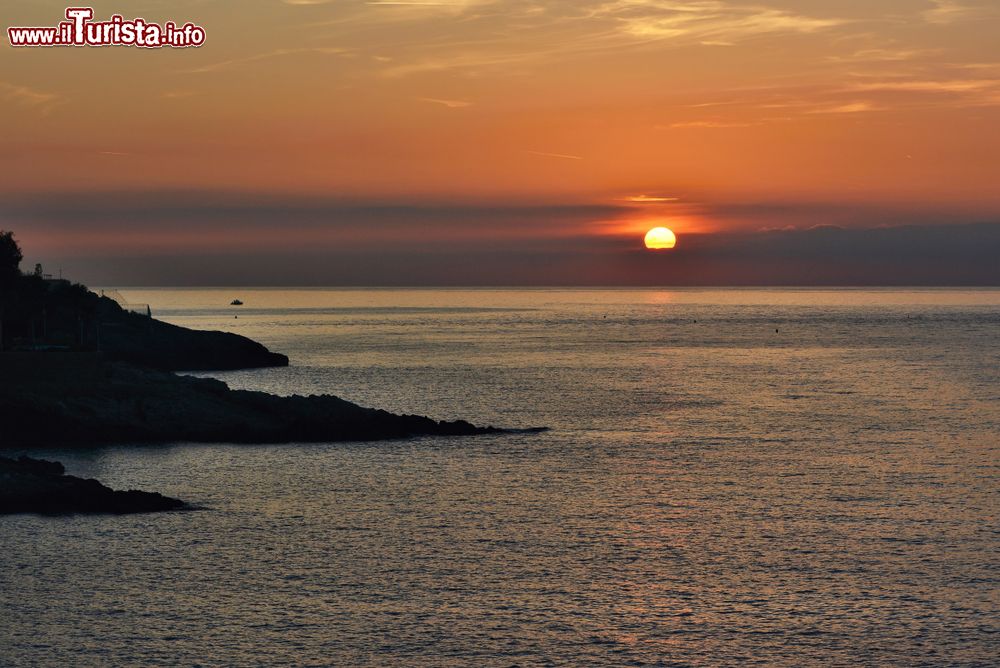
xmin=644 ymin=227 xmax=677 ymax=250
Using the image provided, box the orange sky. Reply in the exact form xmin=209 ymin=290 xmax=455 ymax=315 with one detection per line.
xmin=2 ymin=0 xmax=999 ymax=283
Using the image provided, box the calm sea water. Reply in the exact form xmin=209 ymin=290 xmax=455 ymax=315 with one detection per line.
xmin=2 ymin=288 xmax=998 ymax=667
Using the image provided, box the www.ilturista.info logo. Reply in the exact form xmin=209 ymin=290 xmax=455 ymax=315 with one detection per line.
xmin=8 ymin=7 xmax=205 ymax=48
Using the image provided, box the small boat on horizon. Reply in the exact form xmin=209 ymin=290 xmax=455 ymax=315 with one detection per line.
xmin=231 ymin=299 xmax=244 ymax=306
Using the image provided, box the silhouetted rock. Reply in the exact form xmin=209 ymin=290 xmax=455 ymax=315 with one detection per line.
xmin=0 ymin=456 xmax=186 ymax=515
xmin=0 ymin=237 xmax=516 ymax=448
xmin=0 ymin=354 xmax=503 ymax=446
xmin=1 ymin=275 xmax=287 ymax=371
xmin=97 ymin=304 xmax=289 ymax=371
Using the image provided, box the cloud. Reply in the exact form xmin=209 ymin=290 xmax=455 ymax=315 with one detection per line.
xmin=1 ymin=191 xmax=619 ymax=238
xmin=8 ymin=191 xmax=998 ymax=285
xmin=847 ymin=79 xmax=998 ymax=94
xmin=623 ymin=195 xmax=679 ymax=203
xmin=662 ymin=119 xmax=756 ymax=128
xmin=378 ymin=50 xmax=538 ymax=77
xmin=0 ymin=82 xmax=60 ymax=113
xmin=417 ymin=97 xmax=473 ymax=108
xmin=362 ymin=0 xmax=850 ymax=79
xmin=670 ymin=70 xmax=1000 ymax=123
xmin=32 ymin=222 xmax=1000 ymax=287
xmin=595 ymin=221 xmax=1000 ymax=286
xmin=838 ymin=76 xmax=1000 ymax=108
xmin=807 ymin=101 xmax=885 ymax=114
xmin=591 ymin=0 xmax=846 ymax=43
xmin=365 ymin=0 xmax=488 ymax=5
xmin=524 ymin=150 xmax=584 ymax=160
xmin=187 ymin=47 xmax=350 ymax=74
xmin=827 ymin=48 xmax=930 ymax=64
xmin=922 ymin=0 xmax=980 ymax=24
xmin=366 ymin=1 xmax=486 ymax=5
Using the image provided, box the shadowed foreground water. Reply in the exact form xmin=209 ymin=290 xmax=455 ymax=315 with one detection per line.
xmin=1 ymin=289 xmax=997 ymax=666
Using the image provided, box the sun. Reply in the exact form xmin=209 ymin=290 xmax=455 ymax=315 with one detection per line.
xmin=644 ymin=226 xmax=677 ymax=250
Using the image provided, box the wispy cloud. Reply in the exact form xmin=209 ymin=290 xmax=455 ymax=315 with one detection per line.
xmin=846 ymin=78 xmax=998 ymax=94
xmin=525 ymin=150 xmax=583 ymax=160
xmin=351 ymin=0 xmax=852 ymax=79
xmin=0 ymin=82 xmax=60 ymax=115
xmin=827 ymin=48 xmax=930 ymax=64
xmin=0 ymin=82 xmax=59 ymax=107
xmin=662 ymin=120 xmax=756 ymax=128
xmin=591 ymin=0 xmax=846 ymax=43
xmin=360 ymin=0 xmax=498 ymax=15
xmin=417 ymin=97 xmax=473 ymax=108
xmin=379 ymin=50 xmax=538 ymax=77
xmin=807 ymin=101 xmax=886 ymax=114
xmin=187 ymin=47 xmax=350 ymax=74
xmin=922 ymin=0 xmax=980 ymax=24
xmin=623 ymin=194 xmax=679 ymax=202
xmin=665 ymin=68 xmax=1000 ymax=123
xmin=835 ymin=75 xmax=1000 ymax=108
xmin=366 ymin=1 xmax=484 ymax=5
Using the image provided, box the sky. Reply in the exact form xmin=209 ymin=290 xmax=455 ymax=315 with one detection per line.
xmin=1 ymin=0 xmax=999 ymax=285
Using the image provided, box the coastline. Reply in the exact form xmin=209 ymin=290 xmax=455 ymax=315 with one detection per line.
xmin=0 ymin=279 xmax=514 ymax=513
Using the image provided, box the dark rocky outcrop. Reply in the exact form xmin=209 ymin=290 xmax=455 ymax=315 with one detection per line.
xmin=0 ymin=354 xmax=502 ymax=446
xmin=0 ymin=234 xmax=519 ymax=448
xmin=1 ymin=270 xmax=287 ymax=371
xmin=98 ymin=306 xmax=289 ymax=371
xmin=0 ymin=456 xmax=186 ymax=514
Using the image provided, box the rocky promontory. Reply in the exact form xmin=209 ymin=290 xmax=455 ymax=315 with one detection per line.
xmin=100 ymin=308 xmax=289 ymax=371
xmin=0 ymin=456 xmax=186 ymax=515
xmin=3 ymin=274 xmax=288 ymax=371
xmin=0 ymin=353 xmax=501 ymax=446
xmin=0 ymin=232 xmax=517 ymax=447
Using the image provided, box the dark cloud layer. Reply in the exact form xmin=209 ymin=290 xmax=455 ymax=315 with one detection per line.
xmin=1 ymin=191 xmax=626 ymax=233
xmin=616 ymin=223 xmax=1000 ymax=285
xmin=5 ymin=191 xmax=997 ymax=285
xmin=22 ymin=224 xmax=998 ymax=287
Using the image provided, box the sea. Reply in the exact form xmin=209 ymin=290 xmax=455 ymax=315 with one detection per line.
xmin=1 ymin=288 xmax=998 ymax=667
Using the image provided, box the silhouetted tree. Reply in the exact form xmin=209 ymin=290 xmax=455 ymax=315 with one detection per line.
xmin=0 ymin=231 xmax=22 ymax=287
xmin=0 ymin=231 xmax=23 ymax=350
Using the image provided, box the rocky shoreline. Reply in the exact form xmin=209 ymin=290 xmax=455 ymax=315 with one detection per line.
xmin=0 ymin=354 xmax=503 ymax=446
xmin=0 ymin=456 xmax=186 ymax=515
xmin=99 ymin=305 xmax=290 ymax=371
xmin=0 ymin=235 xmax=524 ymax=515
